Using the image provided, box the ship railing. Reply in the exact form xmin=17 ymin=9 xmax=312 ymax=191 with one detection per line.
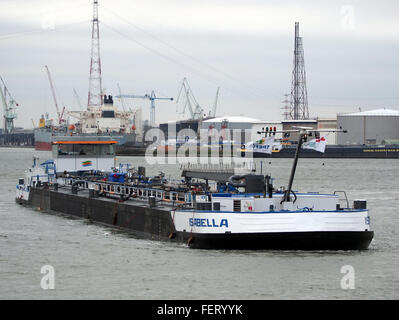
xmin=30 ymin=174 xmax=57 ymax=187
xmin=57 ymin=177 xmax=194 ymax=206
xmin=94 ymin=182 xmax=193 ymax=206
xmin=60 ymin=177 xmax=92 ymax=189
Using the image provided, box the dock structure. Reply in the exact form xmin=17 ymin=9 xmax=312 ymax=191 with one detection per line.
xmin=0 ymin=132 xmax=34 ymax=146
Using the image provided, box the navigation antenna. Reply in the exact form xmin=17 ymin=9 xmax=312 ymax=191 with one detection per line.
xmin=290 ymin=22 xmax=309 ymax=120
xmin=87 ymin=0 xmax=103 ymax=110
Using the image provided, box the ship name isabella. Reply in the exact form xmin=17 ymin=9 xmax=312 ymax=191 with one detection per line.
xmin=189 ymin=218 xmax=229 ymax=228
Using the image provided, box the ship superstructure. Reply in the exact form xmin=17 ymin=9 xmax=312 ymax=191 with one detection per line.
xmin=67 ymin=95 xmax=140 ymax=136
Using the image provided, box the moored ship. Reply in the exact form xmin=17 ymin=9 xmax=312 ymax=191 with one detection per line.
xmin=34 ymin=95 xmax=141 ymax=151
xmin=255 ymin=144 xmax=399 ymax=158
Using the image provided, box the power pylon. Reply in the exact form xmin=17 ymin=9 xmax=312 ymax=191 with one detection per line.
xmin=87 ymin=0 xmax=103 ymax=110
xmin=290 ymin=22 xmax=309 ymax=120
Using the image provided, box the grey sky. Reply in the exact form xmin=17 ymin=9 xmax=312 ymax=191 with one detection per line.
xmin=1 ymin=0 xmax=398 ymax=129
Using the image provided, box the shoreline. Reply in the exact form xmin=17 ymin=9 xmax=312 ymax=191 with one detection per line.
xmin=0 ymin=145 xmax=34 ymax=148
xmin=2 ymin=145 xmax=399 ymax=159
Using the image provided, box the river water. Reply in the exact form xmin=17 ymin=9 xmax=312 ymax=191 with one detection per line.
xmin=0 ymin=147 xmax=398 ymax=299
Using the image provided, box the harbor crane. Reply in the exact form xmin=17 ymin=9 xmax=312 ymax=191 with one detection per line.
xmin=73 ymin=88 xmax=83 ymax=110
xmin=117 ymin=90 xmax=173 ymax=127
xmin=176 ymin=78 xmax=204 ymax=120
xmin=211 ymin=86 xmax=220 ymax=117
xmin=45 ymin=65 xmax=65 ymax=125
xmin=0 ymin=76 xmax=18 ymax=134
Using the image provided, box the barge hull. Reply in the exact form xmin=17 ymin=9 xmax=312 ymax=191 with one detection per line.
xmin=17 ymin=187 xmax=181 ymax=243
xmin=187 ymin=231 xmax=374 ymax=250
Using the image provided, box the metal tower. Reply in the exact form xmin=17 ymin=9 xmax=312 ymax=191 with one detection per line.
xmin=87 ymin=0 xmax=103 ymax=109
xmin=290 ymin=22 xmax=309 ymax=120
xmin=281 ymin=93 xmax=290 ymax=120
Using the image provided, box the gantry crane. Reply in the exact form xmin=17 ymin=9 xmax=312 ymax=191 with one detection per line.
xmin=45 ymin=65 xmax=65 ymax=125
xmin=176 ymin=78 xmax=205 ymax=120
xmin=0 ymin=76 xmax=18 ymax=134
xmin=117 ymin=90 xmax=173 ymax=127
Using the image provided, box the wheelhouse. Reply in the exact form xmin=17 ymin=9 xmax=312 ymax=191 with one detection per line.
xmin=51 ymin=138 xmax=117 ymax=173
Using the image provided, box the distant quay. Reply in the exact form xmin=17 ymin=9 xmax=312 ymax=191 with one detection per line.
xmin=0 ymin=132 xmax=34 ymax=147
xmin=115 ymin=144 xmax=399 ymax=158
xmin=2 ymin=139 xmax=399 ymax=158
xmin=0 ymin=145 xmax=33 ymax=148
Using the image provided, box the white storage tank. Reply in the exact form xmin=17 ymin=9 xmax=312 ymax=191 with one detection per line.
xmin=337 ymin=108 xmax=399 ymax=145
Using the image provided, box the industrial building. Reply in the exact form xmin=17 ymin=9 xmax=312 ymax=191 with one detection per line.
xmin=201 ymin=116 xmax=263 ymax=131
xmin=159 ymin=115 xmax=342 ymax=146
xmin=337 ymin=108 xmax=399 ymax=145
xmin=201 ymin=116 xmax=269 ymax=143
xmin=159 ymin=116 xmax=277 ymax=144
xmin=159 ymin=118 xmax=203 ymax=140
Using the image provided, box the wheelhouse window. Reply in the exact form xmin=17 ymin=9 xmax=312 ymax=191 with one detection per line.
xmin=98 ymin=144 xmax=114 ymax=155
xmin=101 ymin=110 xmax=115 ymax=118
xmin=53 ymin=144 xmax=74 ymax=156
xmin=53 ymin=143 xmax=115 ymax=157
xmin=76 ymin=144 xmax=96 ymax=155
